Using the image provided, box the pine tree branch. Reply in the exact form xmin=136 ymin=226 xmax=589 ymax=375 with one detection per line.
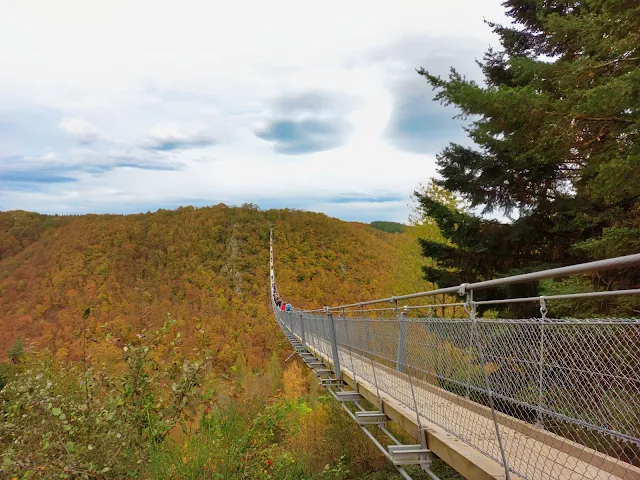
xmin=547 ymin=112 xmax=634 ymax=124
xmin=572 ymin=114 xmax=635 ymax=124
xmin=593 ymin=56 xmax=639 ymax=69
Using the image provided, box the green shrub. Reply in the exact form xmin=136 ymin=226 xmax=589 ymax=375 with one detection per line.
xmin=0 ymin=363 xmax=14 ymax=390
xmin=0 ymin=316 xmax=208 ymax=479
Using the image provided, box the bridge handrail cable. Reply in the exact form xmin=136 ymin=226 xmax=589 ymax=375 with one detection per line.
xmin=298 ymin=253 xmax=640 ymax=312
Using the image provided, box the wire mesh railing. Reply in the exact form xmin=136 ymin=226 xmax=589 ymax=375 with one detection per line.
xmin=275 ymin=307 xmax=640 ymax=480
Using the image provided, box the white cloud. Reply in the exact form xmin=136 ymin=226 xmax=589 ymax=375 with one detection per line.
xmin=139 ymin=122 xmax=216 ymax=150
xmin=59 ymin=117 xmax=101 ymax=144
xmin=0 ymin=0 xmax=507 ymax=221
xmin=148 ymin=123 xmax=187 ymax=141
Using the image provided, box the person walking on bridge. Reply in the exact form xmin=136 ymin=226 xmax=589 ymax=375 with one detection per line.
xmin=285 ymin=303 xmax=291 ymax=312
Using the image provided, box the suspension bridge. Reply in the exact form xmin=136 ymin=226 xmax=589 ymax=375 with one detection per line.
xmin=269 ymin=228 xmax=640 ymax=480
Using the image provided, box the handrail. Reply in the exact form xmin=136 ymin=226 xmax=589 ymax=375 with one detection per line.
xmin=327 ymin=289 xmax=640 ymax=314
xmin=312 ymin=253 xmax=640 ymax=311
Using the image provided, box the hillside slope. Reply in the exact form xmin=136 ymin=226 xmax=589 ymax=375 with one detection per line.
xmin=0 ymin=206 xmax=397 ymax=368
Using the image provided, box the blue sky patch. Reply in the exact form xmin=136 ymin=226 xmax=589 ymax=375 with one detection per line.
xmin=256 ymin=90 xmax=355 ymax=155
xmin=329 ymin=195 xmax=404 ymax=204
xmin=113 ymin=161 xmax=183 ymax=171
xmin=2 ymin=169 xmax=78 ymax=185
xmin=1 ymin=147 xmax=185 ymax=194
xmin=385 ymin=83 xmax=467 ymax=154
xmin=0 ymin=107 xmax=71 ymax=158
xmin=147 ymin=139 xmax=215 ymax=151
xmin=256 ymin=118 xmax=350 ymax=155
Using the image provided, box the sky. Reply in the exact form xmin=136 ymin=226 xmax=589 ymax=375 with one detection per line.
xmin=0 ymin=0 xmax=506 ymax=223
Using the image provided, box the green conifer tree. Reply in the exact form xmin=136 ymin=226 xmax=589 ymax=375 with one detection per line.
xmin=416 ymin=0 xmax=639 ymax=292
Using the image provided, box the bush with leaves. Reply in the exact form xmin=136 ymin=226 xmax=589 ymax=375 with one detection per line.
xmin=149 ymin=395 xmax=356 ymax=480
xmin=7 ymin=338 xmax=24 ymax=365
xmin=0 ymin=315 xmax=208 ymax=479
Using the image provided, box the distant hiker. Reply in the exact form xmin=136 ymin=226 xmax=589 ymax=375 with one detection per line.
xmin=285 ymin=303 xmax=291 ymax=312
xmin=281 ymin=303 xmax=286 ymax=312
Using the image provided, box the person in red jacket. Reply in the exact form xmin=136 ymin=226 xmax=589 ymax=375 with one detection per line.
xmin=280 ymin=303 xmax=286 ymax=312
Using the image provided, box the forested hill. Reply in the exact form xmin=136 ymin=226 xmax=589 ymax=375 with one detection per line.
xmin=0 ymin=206 xmax=397 ymax=367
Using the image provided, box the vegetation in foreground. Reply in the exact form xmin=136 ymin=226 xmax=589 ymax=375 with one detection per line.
xmin=0 ymin=327 xmax=462 ymax=480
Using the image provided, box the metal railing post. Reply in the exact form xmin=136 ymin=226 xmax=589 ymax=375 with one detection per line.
xmin=299 ymin=312 xmax=306 ymax=348
xmin=363 ymin=305 xmax=384 ymax=413
xmin=397 ymin=306 xmax=408 ymax=373
xmin=326 ymin=307 xmax=342 ymax=380
xmin=466 ymin=290 xmax=511 ymax=479
xmin=342 ymin=307 xmax=359 ymax=389
xmin=396 ymin=304 xmax=428 ymax=467
xmin=537 ymin=297 xmax=547 ymax=428
xmin=458 ymin=284 xmax=472 ymax=399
